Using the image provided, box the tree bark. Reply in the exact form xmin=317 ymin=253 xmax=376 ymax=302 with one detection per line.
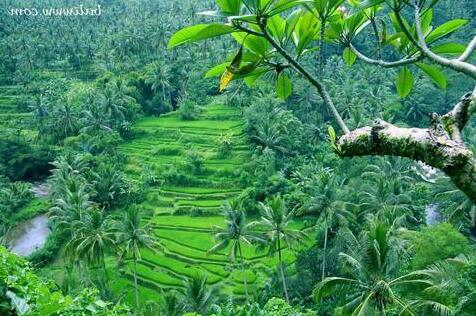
xmin=133 ymin=258 xmax=140 ymax=309
xmin=238 ymin=243 xmax=249 ymax=301
xmin=321 ymin=224 xmax=328 ymax=281
xmin=277 ymin=234 xmax=290 ymax=303
xmin=337 ymin=92 xmax=476 ymax=203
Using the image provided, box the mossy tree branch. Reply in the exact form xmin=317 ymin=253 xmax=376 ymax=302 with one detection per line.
xmin=338 ymin=91 xmax=476 ymax=203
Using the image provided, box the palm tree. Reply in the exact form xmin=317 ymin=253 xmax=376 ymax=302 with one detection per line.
xmin=208 ymin=201 xmax=262 ymax=301
xmin=314 ymin=219 xmax=430 ymax=315
xmin=66 ymin=208 xmax=116 ymax=282
xmin=50 ymin=180 xmax=94 ymax=237
xmin=91 ymin=163 xmax=125 ymax=209
xmin=159 ymin=291 xmax=181 ymax=316
xmin=301 ymin=173 xmax=353 ymax=281
xmin=258 ymin=195 xmax=308 ymax=303
xmin=182 ymin=274 xmax=215 ymax=316
xmin=144 ymin=61 xmax=172 ymax=103
xmin=358 ymin=159 xmax=415 ymax=223
xmin=252 ymin=121 xmax=288 ymax=154
xmin=54 ymin=104 xmax=78 ymax=139
xmin=115 ymin=208 xmax=157 ymax=309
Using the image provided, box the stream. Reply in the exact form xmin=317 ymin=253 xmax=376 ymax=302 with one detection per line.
xmin=6 ymin=182 xmax=52 ymax=257
xmin=8 ymin=214 xmax=51 ymax=257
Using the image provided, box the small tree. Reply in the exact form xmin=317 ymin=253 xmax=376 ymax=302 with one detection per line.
xmin=186 ymin=150 xmax=205 ymax=175
xmin=258 ymin=195 xmax=308 ymax=303
xmin=208 ymin=200 xmax=262 ymax=300
xmin=179 ymin=100 xmax=202 ymax=120
xmin=115 ymin=208 xmax=157 ymax=309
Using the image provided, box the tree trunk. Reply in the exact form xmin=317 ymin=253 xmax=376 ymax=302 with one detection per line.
xmin=238 ymin=244 xmax=249 ymax=301
xmin=321 ymin=224 xmax=328 ymax=281
xmin=277 ymin=234 xmax=290 ymax=303
xmin=101 ymin=252 xmax=109 ymax=283
xmin=133 ymin=258 xmax=140 ymax=309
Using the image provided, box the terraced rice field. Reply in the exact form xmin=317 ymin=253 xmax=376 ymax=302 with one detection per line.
xmin=0 ymin=84 xmax=33 ymax=132
xmin=0 ymin=68 xmax=98 ymax=134
xmin=115 ymin=104 xmax=306 ymax=302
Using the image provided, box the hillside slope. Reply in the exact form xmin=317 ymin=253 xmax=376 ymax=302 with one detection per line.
xmin=115 ymin=104 xmax=301 ymax=302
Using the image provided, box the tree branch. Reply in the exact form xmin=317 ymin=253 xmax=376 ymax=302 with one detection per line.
xmin=350 ymin=44 xmax=421 ymax=68
xmin=257 ymin=18 xmax=350 ymax=134
xmin=442 ymin=87 xmax=476 ymax=144
xmin=458 ymin=35 xmax=476 ymax=62
xmin=338 ymin=91 xmax=476 ymax=203
xmin=413 ymin=5 xmax=476 ymax=78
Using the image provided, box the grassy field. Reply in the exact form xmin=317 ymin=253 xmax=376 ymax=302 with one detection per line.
xmin=111 ymin=104 xmax=308 ymax=303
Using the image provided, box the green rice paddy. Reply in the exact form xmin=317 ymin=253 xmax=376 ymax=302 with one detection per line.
xmin=113 ymin=104 xmax=307 ymax=303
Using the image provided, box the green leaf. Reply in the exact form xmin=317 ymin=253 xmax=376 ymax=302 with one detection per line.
xmin=217 ymin=0 xmax=242 ymax=15
xmin=267 ymin=15 xmax=286 ymax=42
xmin=244 ymin=69 xmax=268 ymax=87
xmin=275 ymin=72 xmax=292 ymax=100
xmin=232 ymin=32 xmax=270 ymax=56
xmin=416 ymin=63 xmax=446 ymax=90
xmin=206 ymin=63 xmax=229 ymax=78
xmin=168 ymin=24 xmax=235 ymax=48
xmin=267 ymin=0 xmax=313 ymax=17
xmin=328 ymin=125 xmax=336 ymax=146
xmin=396 ymin=67 xmax=414 ymax=98
xmin=431 ymin=42 xmax=466 ymax=56
xmin=354 ymin=0 xmax=384 ymax=11
xmin=426 ymin=19 xmax=468 ymax=44
xmin=342 ymin=47 xmax=356 ymax=65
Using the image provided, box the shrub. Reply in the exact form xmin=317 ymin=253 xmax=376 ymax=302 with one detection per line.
xmin=218 ymin=133 xmax=233 ymax=157
xmin=0 ymin=182 xmax=34 ymax=213
xmin=0 ymin=246 xmax=130 ymax=315
xmin=178 ymin=100 xmax=202 ymax=120
xmin=185 ymin=150 xmax=205 ymax=175
xmin=189 ymin=207 xmax=203 ymax=217
xmin=410 ymin=223 xmax=472 ymax=269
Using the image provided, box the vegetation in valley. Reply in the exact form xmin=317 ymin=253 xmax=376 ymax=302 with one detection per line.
xmin=1 ymin=0 xmax=476 ymax=315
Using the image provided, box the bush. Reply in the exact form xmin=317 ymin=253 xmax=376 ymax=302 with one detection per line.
xmin=0 ymin=136 xmax=54 ymax=181
xmin=410 ymin=223 xmax=472 ymax=269
xmin=185 ymin=150 xmax=205 ymax=175
xmin=189 ymin=206 xmax=203 ymax=217
xmin=178 ymin=100 xmax=202 ymax=120
xmin=218 ymin=133 xmax=233 ymax=157
xmin=0 ymin=182 xmax=34 ymax=213
xmin=0 ymin=246 xmax=130 ymax=315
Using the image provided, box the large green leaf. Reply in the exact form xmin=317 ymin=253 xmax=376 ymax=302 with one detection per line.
xmin=416 ymin=63 xmax=446 ymax=90
xmin=396 ymin=67 xmax=414 ymax=98
xmin=217 ymin=0 xmax=242 ymax=15
xmin=342 ymin=47 xmax=356 ymax=65
xmin=426 ymin=19 xmax=468 ymax=44
xmin=267 ymin=0 xmax=313 ymax=16
xmin=232 ymin=32 xmax=270 ymax=56
xmin=354 ymin=0 xmax=384 ymax=11
xmin=168 ymin=24 xmax=235 ymax=48
xmin=276 ymin=72 xmax=293 ymax=99
xmin=267 ymin=15 xmax=286 ymax=42
xmin=206 ymin=63 xmax=229 ymax=78
xmin=431 ymin=42 xmax=466 ymax=56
